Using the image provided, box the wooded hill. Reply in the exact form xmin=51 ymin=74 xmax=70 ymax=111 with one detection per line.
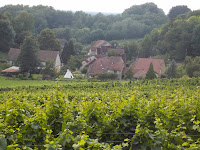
xmin=1 ymin=3 xmax=200 ymax=64
xmin=140 ymin=10 xmax=200 ymax=61
xmin=0 ymin=3 xmax=167 ymax=45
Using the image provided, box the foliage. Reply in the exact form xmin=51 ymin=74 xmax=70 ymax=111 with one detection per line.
xmin=66 ymin=55 xmax=82 ymax=71
xmin=176 ymin=64 xmax=186 ymax=78
xmin=0 ymin=19 xmax=15 ymax=52
xmin=14 ymin=11 xmax=34 ymax=47
xmin=17 ymin=35 xmax=39 ymax=75
xmin=1 ymin=78 xmax=200 ymax=149
xmin=123 ymin=41 xmax=139 ymax=60
xmin=124 ymin=68 xmax=134 ymax=80
xmin=185 ymin=56 xmax=200 ymax=77
xmin=0 ymin=3 xmax=167 ymax=44
xmin=42 ymin=61 xmax=55 ymax=76
xmin=168 ymin=5 xmax=191 ymax=19
xmin=0 ymin=62 xmax=10 ymax=72
xmin=166 ymin=60 xmax=177 ymax=78
xmin=61 ymin=39 xmax=75 ymax=64
xmin=139 ymin=10 xmax=200 ymax=61
xmin=80 ymin=67 xmax=88 ymax=74
xmin=145 ymin=62 xmax=157 ymax=79
xmin=53 ymin=27 xmax=71 ymax=40
xmin=93 ymin=73 xmax=118 ymax=81
xmin=38 ymin=28 xmax=62 ymax=51
xmin=107 ymin=50 xmax=118 ymax=57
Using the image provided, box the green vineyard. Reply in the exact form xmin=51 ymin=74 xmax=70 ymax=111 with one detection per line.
xmin=0 ymin=78 xmax=200 ymax=150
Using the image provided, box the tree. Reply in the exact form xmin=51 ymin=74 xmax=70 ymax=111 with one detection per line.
xmin=0 ymin=20 xmax=15 ymax=52
xmin=42 ymin=61 xmax=55 ymax=76
xmin=66 ymin=55 xmax=82 ymax=71
xmin=123 ymin=41 xmax=139 ymax=61
xmin=61 ymin=39 xmax=75 ymax=64
xmin=166 ymin=60 xmax=177 ymax=78
xmin=124 ymin=68 xmax=134 ymax=80
xmin=145 ymin=63 xmax=156 ymax=79
xmin=17 ymin=35 xmax=39 ymax=76
xmin=14 ymin=11 xmax=34 ymax=47
xmin=191 ymin=24 xmax=200 ymax=56
xmin=168 ymin=5 xmax=191 ymax=19
xmin=185 ymin=56 xmax=200 ymax=77
xmin=38 ymin=28 xmax=61 ymax=51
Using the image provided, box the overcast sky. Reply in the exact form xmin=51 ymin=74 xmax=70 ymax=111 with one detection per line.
xmin=1 ymin=0 xmax=200 ymax=14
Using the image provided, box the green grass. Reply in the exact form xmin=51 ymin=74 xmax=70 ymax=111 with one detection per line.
xmin=0 ymin=76 xmax=88 ymax=88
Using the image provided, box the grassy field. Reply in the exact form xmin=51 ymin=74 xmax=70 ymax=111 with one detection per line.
xmin=0 ymin=76 xmax=88 ymax=88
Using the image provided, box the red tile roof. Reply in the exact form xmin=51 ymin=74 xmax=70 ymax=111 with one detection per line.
xmin=133 ymin=58 xmax=165 ymax=78
xmin=7 ymin=48 xmax=20 ymax=61
xmin=88 ymin=56 xmax=124 ymax=74
xmin=38 ymin=50 xmax=59 ymax=61
xmin=7 ymin=48 xmax=59 ymax=62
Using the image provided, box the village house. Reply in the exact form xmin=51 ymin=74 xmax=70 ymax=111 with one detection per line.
xmin=87 ymin=56 xmax=125 ymax=80
xmin=88 ymin=40 xmax=113 ymax=55
xmin=130 ymin=58 xmax=165 ymax=78
xmin=7 ymin=48 xmax=62 ymax=73
xmin=80 ymin=55 xmax=98 ymax=70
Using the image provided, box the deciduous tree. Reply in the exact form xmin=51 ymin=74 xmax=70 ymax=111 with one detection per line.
xmin=166 ymin=60 xmax=177 ymax=78
xmin=38 ymin=28 xmax=61 ymax=51
xmin=0 ymin=20 xmax=15 ymax=52
xmin=14 ymin=11 xmax=34 ymax=47
xmin=17 ymin=35 xmax=39 ymax=76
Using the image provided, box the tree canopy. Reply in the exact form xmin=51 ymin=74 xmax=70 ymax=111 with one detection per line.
xmin=168 ymin=5 xmax=191 ymax=19
xmin=37 ymin=28 xmax=61 ymax=51
xmin=139 ymin=10 xmax=200 ymax=61
xmin=0 ymin=19 xmax=15 ymax=52
xmin=0 ymin=3 xmax=168 ymax=44
xmin=61 ymin=39 xmax=75 ymax=64
xmin=17 ymin=35 xmax=39 ymax=74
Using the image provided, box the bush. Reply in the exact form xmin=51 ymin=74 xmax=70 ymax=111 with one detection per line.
xmin=0 ymin=62 xmax=10 ymax=72
xmin=93 ymin=73 xmax=118 ymax=81
xmin=124 ymin=68 xmax=134 ymax=80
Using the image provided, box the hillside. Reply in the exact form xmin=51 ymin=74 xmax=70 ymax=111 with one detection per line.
xmin=0 ymin=3 xmax=168 ymax=44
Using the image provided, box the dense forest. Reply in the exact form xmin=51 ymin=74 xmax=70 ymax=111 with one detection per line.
xmin=140 ymin=9 xmax=200 ymax=61
xmin=0 ymin=3 xmax=167 ymax=49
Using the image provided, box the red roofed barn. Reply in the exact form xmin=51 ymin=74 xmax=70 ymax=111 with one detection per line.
xmin=132 ymin=58 xmax=165 ymax=78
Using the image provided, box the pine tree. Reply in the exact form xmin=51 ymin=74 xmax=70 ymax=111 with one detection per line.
xmin=61 ymin=39 xmax=75 ymax=64
xmin=124 ymin=68 xmax=134 ymax=80
xmin=145 ymin=62 xmax=157 ymax=79
xmin=17 ymin=35 xmax=39 ymax=76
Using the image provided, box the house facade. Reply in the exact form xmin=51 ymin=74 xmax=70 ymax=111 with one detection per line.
xmin=7 ymin=48 xmax=62 ymax=73
xmin=87 ymin=56 xmax=125 ymax=80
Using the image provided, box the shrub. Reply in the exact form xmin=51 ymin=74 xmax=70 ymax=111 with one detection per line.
xmin=93 ymin=73 xmax=118 ymax=81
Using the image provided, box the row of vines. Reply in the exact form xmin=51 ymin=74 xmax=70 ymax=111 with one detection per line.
xmin=0 ymin=78 xmax=200 ymax=149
